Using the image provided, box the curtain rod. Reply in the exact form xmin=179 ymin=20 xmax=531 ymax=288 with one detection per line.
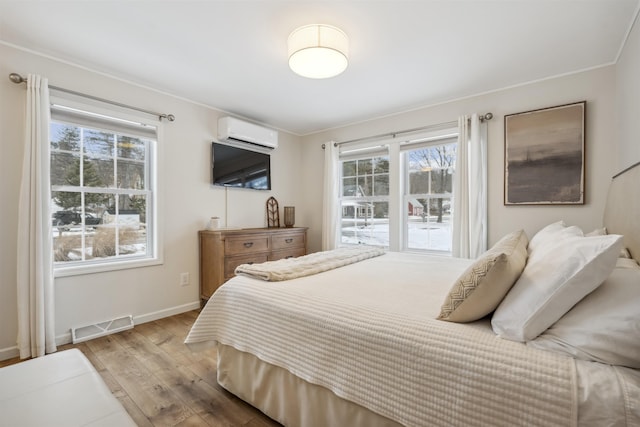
xmin=8 ymin=73 xmax=175 ymax=122
xmin=321 ymin=113 xmax=493 ymax=149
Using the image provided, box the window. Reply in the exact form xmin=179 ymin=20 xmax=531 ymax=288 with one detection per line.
xmin=49 ymin=97 xmax=161 ymax=275
xmin=340 ymin=156 xmax=390 ymax=246
xmin=338 ymin=124 xmax=458 ymax=253
xmin=403 ymin=142 xmax=456 ymax=252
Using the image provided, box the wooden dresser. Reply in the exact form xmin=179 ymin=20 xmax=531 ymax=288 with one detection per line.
xmin=198 ymin=227 xmax=308 ymax=302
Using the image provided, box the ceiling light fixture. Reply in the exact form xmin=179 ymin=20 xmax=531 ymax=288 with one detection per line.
xmin=288 ymin=24 xmax=349 ymax=79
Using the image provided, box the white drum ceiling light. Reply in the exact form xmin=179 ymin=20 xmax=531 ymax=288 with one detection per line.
xmin=288 ymin=24 xmax=349 ymax=79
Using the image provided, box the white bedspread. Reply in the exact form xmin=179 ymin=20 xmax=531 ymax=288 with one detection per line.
xmin=186 ymin=252 xmax=578 ymax=427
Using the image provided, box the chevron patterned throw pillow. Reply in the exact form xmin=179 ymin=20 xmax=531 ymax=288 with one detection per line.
xmin=438 ymin=229 xmax=528 ymax=323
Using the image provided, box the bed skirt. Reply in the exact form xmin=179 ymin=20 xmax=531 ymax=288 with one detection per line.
xmin=217 ymin=343 xmax=403 ymax=427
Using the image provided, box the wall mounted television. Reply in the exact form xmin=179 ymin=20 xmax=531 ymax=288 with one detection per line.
xmin=211 ymin=141 xmax=271 ymax=190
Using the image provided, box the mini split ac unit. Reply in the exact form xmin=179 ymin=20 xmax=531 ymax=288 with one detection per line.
xmin=217 ymin=116 xmax=278 ymax=149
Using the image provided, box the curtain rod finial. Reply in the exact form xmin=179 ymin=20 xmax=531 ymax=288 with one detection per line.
xmin=9 ymin=73 xmax=26 ymax=84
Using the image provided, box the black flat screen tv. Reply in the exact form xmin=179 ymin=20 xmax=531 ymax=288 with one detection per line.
xmin=211 ymin=142 xmax=271 ymax=190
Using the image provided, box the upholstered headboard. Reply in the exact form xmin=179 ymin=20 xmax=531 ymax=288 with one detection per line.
xmin=603 ymin=161 xmax=640 ymax=262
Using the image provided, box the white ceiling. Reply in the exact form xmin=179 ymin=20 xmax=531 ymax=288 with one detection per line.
xmin=1 ymin=1 xmax=639 ymax=135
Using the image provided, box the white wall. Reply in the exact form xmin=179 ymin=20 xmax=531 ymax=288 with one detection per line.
xmin=0 ymin=43 xmax=303 ymax=359
xmin=616 ymin=13 xmax=640 ymax=170
xmin=300 ymin=66 xmax=618 ymax=253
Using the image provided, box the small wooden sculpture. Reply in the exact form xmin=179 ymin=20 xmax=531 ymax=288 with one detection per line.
xmin=266 ymin=197 xmax=280 ymax=228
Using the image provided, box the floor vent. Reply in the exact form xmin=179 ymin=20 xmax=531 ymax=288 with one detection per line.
xmin=71 ymin=315 xmax=134 ymax=344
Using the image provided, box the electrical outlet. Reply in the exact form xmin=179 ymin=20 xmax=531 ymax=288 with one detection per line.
xmin=179 ymin=272 xmax=190 ymax=286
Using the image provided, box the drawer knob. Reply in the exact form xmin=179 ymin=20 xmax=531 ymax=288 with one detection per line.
xmin=244 ymin=242 xmax=254 ymax=248
xmin=285 ymin=238 xmax=293 ymax=243
xmin=285 ymin=256 xmax=293 ymax=259
xmin=248 ymin=262 xmax=254 ymax=265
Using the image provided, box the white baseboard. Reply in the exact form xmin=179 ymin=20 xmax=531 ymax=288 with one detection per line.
xmin=1 ymin=301 xmax=201 ymax=362
xmin=0 ymin=346 xmax=19 ymax=361
xmin=133 ymin=301 xmax=200 ymax=325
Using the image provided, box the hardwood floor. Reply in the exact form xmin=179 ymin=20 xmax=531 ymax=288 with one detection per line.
xmin=0 ymin=310 xmax=282 ymax=427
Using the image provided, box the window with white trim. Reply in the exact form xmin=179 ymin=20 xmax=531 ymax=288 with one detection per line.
xmin=338 ymin=124 xmax=458 ymax=253
xmin=402 ymin=139 xmax=456 ymax=252
xmin=340 ymin=155 xmax=390 ymax=246
xmin=50 ymin=97 xmax=160 ymax=274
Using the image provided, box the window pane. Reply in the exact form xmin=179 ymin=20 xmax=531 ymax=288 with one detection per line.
xmin=118 ymin=194 xmax=147 ymax=225
xmin=407 ymin=196 xmax=452 ymax=252
xmin=117 ymin=159 xmax=145 ymax=189
xmin=431 ymin=168 xmax=453 ymax=195
xmin=373 ymin=157 xmax=389 ymax=173
xmin=51 ymin=152 xmax=80 ymax=186
xmin=84 ymin=156 xmax=114 ymax=187
xmin=88 ymin=193 xmax=114 ymax=260
xmin=91 ymin=226 xmax=117 ymax=259
xmin=51 ymin=123 xmax=80 ymax=152
xmin=52 ymin=190 xmax=81 ymax=213
xmin=342 ymin=160 xmax=356 ymax=178
xmin=409 ymin=169 xmax=429 ymax=194
xmin=409 ymin=168 xmax=453 ymax=195
xmin=53 ymin=230 xmax=83 ymax=262
xmin=118 ymin=226 xmax=146 ymax=257
xmin=117 ymin=136 xmax=146 ymax=161
xmin=85 ymin=192 xmax=113 ymax=217
xmin=374 ymin=174 xmax=389 ymax=196
xmin=340 ymin=201 xmax=388 ymax=247
xmin=83 ymin=129 xmax=114 ymax=157
xmin=51 ymin=192 xmax=112 ymax=263
xmin=342 ymin=177 xmax=357 ymax=197
xmin=113 ymin=194 xmax=146 ymax=257
xmin=357 ymin=176 xmax=372 ymax=196
xmin=357 ymin=158 xmax=372 ymax=174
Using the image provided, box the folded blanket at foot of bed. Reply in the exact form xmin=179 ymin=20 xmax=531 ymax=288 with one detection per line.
xmin=234 ymin=246 xmax=386 ymax=281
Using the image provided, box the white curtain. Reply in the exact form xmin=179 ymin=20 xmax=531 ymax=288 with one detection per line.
xmin=452 ymin=114 xmax=487 ymax=258
xmin=322 ymin=142 xmax=340 ymax=250
xmin=16 ymin=74 xmax=56 ymax=359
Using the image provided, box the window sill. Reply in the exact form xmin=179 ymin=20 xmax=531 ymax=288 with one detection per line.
xmin=54 ymin=256 xmax=163 ymax=278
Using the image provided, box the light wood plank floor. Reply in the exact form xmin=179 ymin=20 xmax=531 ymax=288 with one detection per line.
xmin=0 ymin=310 xmax=282 ymax=427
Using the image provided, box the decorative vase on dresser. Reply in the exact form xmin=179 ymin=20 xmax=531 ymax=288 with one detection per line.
xmin=198 ymin=227 xmax=308 ymax=304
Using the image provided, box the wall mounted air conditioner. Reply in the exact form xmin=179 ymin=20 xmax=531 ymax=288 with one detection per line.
xmin=218 ymin=116 xmax=278 ymax=149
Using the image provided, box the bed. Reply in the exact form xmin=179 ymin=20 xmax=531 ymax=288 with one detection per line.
xmin=185 ymin=162 xmax=640 ymax=427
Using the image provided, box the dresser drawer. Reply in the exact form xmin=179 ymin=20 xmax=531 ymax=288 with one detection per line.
xmin=225 ymin=235 xmax=269 ymax=255
xmin=224 ymin=254 xmax=269 ymax=278
xmin=269 ymin=247 xmax=306 ymax=261
xmin=271 ymin=233 xmax=305 ymax=250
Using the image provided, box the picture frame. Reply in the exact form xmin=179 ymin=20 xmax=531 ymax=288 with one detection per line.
xmin=504 ymin=101 xmax=586 ymax=205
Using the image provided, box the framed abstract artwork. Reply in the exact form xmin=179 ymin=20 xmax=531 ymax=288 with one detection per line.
xmin=504 ymin=101 xmax=586 ymax=205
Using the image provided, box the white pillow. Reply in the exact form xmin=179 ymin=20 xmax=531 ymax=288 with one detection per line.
xmin=491 ymin=233 xmax=623 ymax=342
xmin=527 ymin=220 xmax=582 ymax=256
xmin=585 ymin=227 xmax=606 ymax=237
xmin=528 ymin=264 xmax=640 ymax=368
xmin=585 ymin=227 xmax=633 ymax=259
xmin=528 ymin=221 xmax=565 ymax=251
